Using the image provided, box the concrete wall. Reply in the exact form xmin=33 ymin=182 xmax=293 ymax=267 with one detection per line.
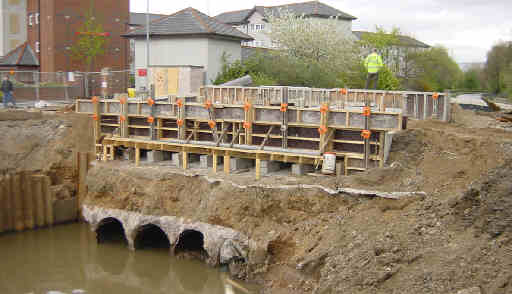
xmin=0 ymin=0 xmax=27 ymax=56
xmin=207 ymin=38 xmax=242 ymax=84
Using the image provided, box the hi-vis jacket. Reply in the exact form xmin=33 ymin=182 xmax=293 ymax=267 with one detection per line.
xmin=364 ymin=53 xmax=384 ymax=74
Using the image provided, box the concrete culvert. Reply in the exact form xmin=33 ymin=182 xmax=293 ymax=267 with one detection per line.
xmin=96 ymin=217 xmax=128 ymax=245
xmin=174 ymin=230 xmax=209 ymax=260
xmin=134 ymin=224 xmax=171 ymax=250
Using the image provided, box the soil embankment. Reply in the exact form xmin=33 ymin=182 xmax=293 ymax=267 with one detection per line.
xmin=83 ymin=105 xmax=512 ymax=293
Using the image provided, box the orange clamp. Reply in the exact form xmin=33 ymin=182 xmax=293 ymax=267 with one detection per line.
xmin=340 ymin=88 xmax=348 ymax=95
xmin=433 ymin=92 xmax=439 ymax=100
xmin=280 ymin=103 xmax=288 ymax=112
xmin=119 ymin=97 xmax=127 ymax=104
xmin=9 ymin=70 xmax=15 ymax=76
xmin=243 ymin=121 xmax=252 ymax=129
xmin=147 ymin=98 xmax=155 ymax=106
xmin=176 ymin=99 xmax=184 ymax=108
xmin=244 ymin=102 xmax=252 ymax=112
xmin=91 ymin=96 xmax=99 ymax=104
xmin=92 ymin=114 xmax=98 ymax=121
xmin=147 ymin=116 xmax=154 ymax=124
xmin=320 ymin=104 xmax=329 ymax=114
xmin=361 ymin=130 xmax=371 ymax=140
xmin=119 ymin=115 xmax=126 ymax=122
xmin=204 ymin=100 xmax=212 ymax=109
xmin=177 ymin=119 xmax=184 ymax=127
xmin=208 ymin=120 xmax=216 ymax=129
xmin=363 ymin=106 xmax=371 ymax=117
xmin=318 ymin=125 xmax=328 ymax=135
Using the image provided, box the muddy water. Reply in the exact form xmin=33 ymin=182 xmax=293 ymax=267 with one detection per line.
xmin=0 ymin=223 xmax=258 ymax=294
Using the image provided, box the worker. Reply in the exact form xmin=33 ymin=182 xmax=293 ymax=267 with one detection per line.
xmin=1 ymin=75 xmax=16 ymax=108
xmin=364 ymin=48 xmax=384 ymax=90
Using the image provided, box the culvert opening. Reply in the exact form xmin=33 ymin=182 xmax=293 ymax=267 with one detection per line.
xmin=96 ymin=217 xmax=128 ymax=245
xmin=134 ymin=224 xmax=171 ymax=250
xmin=174 ymin=230 xmax=209 ymax=260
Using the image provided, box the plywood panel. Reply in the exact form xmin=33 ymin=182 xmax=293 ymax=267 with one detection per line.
xmin=167 ymin=68 xmax=179 ymax=96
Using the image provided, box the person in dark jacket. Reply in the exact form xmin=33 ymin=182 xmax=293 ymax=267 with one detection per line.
xmin=1 ymin=76 xmax=15 ymax=108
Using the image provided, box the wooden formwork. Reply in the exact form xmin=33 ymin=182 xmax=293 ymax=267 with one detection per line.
xmin=77 ymin=86 xmax=446 ymax=176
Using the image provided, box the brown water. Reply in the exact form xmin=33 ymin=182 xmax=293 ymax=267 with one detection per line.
xmin=0 ymin=223 xmax=258 ymax=294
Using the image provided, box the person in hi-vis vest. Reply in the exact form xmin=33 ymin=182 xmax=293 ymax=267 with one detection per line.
xmin=364 ymin=48 xmax=384 ymax=90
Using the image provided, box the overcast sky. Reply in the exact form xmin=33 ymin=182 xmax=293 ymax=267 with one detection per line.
xmin=130 ymin=0 xmax=512 ymax=64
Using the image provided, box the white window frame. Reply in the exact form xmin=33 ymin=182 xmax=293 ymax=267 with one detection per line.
xmin=35 ymin=41 xmax=40 ymax=53
xmin=35 ymin=13 xmax=39 ymax=24
xmin=250 ymin=24 xmax=255 ymax=32
xmin=28 ymin=14 xmax=33 ymax=26
xmin=255 ymin=24 xmax=261 ymax=31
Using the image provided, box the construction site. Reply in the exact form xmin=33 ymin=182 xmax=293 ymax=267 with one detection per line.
xmin=1 ymin=80 xmax=512 ymax=293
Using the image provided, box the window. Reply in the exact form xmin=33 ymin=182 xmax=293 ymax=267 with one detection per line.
xmin=35 ymin=13 xmax=39 ymax=24
xmin=28 ymin=13 xmax=33 ymax=26
xmin=261 ymin=24 xmax=265 ymax=31
xmin=255 ymin=24 xmax=261 ymax=31
xmin=35 ymin=41 xmax=40 ymax=53
xmin=250 ymin=24 xmax=255 ymax=32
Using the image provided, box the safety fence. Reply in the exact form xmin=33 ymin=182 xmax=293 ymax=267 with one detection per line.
xmin=0 ymin=70 xmax=133 ymax=103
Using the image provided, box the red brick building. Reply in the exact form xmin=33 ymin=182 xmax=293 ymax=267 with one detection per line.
xmin=26 ymin=0 xmax=130 ymax=73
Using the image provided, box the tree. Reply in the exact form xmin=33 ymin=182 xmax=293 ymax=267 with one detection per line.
xmin=407 ymin=46 xmax=463 ymax=91
xmin=484 ymin=41 xmax=512 ymax=95
xmin=71 ymin=2 xmax=108 ymax=72
xmin=266 ymin=10 xmax=360 ymax=87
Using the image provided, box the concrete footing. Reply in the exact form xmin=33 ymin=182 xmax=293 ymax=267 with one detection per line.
xmin=292 ymin=163 xmax=314 ymax=176
xmin=261 ymin=160 xmax=281 ymax=175
xmin=200 ymin=155 xmax=213 ymax=169
xmin=147 ymin=151 xmax=164 ymax=163
xmin=230 ymin=158 xmax=254 ymax=171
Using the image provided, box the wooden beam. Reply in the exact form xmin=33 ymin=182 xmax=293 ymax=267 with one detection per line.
xmin=259 ymin=126 xmax=274 ymax=150
xmin=216 ymin=125 xmax=228 ymax=147
xmin=255 ymin=158 xmax=261 ymax=180
xmin=212 ymin=152 xmax=218 ymax=173
xmin=183 ymin=152 xmax=188 ymax=169
xmin=230 ymin=125 xmax=242 ymax=148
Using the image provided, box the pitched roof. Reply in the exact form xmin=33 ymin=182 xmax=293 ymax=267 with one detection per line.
xmin=353 ymin=31 xmax=431 ymax=48
xmin=124 ymin=7 xmax=253 ymax=41
xmin=215 ymin=1 xmax=357 ymax=25
xmin=0 ymin=42 xmax=39 ymax=67
xmin=129 ymin=12 xmax=169 ymax=26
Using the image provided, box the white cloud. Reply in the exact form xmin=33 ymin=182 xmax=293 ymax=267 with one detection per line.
xmin=130 ymin=0 xmax=512 ymax=62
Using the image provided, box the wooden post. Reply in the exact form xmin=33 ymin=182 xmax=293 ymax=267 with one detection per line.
xmin=182 ymin=152 xmax=188 ymax=169
xmin=32 ymin=175 xmax=45 ymax=228
xmin=93 ymin=99 xmax=101 ymax=143
xmin=13 ymin=174 xmax=24 ymax=232
xmin=103 ymin=145 xmax=108 ymax=161
xmin=423 ymin=94 xmax=428 ymax=120
xmin=379 ymin=131 xmax=386 ymax=167
xmin=110 ymin=145 xmax=115 ymax=160
xmin=224 ymin=154 xmax=231 ymax=174
xmin=255 ymin=158 xmax=261 ymax=180
xmin=135 ymin=147 xmax=140 ymax=166
xmin=42 ymin=176 xmax=54 ymax=226
xmin=281 ymin=87 xmax=288 ymax=149
xmin=212 ymin=152 xmax=218 ymax=173
xmin=122 ymin=102 xmax=129 ymax=138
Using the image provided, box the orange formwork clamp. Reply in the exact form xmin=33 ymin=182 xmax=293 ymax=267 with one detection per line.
xmin=119 ymin=97 xmax=127 ymax=104
xmin=119 ymin=115 xmax=126 ymax=122
xmin=362 ymin=106 xmax=371 ymax=117
xmin=204 ymin=100 xmax=212 ymax=109
xmin=92 ymin=114 xmax=98 ymax=121
xmin=243 ymin=102 xmax=252 ymax=112
xmin=318 ymin=125 xmax=328 ymax=135
xmin=432 ymin=92 xmax=439 ymax=99
xmin=147 ymin=98 xmax=155 ymax=106
xmin=243 ymin=121 xmax=252 ymax=129
xmin=320 ymin=104 xmax=329 ymax=114
xmin=177 ymin=119 xmax=184 ymax=127
xmin=176 ymin=99 xmax=184 ymax=108
xmin=91 ymin=96 xmax=99 ymax=104
xmin=361 ymin=130 xmax=371 ymax=140
xmin=340 ymin=88 xmax=348 ymax=95
xmin=208 ymin=120 xmax=216 ymax=129
xmin=147 ymin=116 xmax=154 ymax=124
xmin=280 ymin=103 xmax=288 ymax=112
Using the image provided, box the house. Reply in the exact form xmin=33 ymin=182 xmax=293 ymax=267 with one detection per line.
xmin=215 ymin=1 xmax=357 ymax=48
xmin=0 ymin=0 xmax=27 ymax=57
xmin=0 ymin=41 xmax=39 ymax=83
xmin=123 ymin=7 xmax=253 ymax=89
